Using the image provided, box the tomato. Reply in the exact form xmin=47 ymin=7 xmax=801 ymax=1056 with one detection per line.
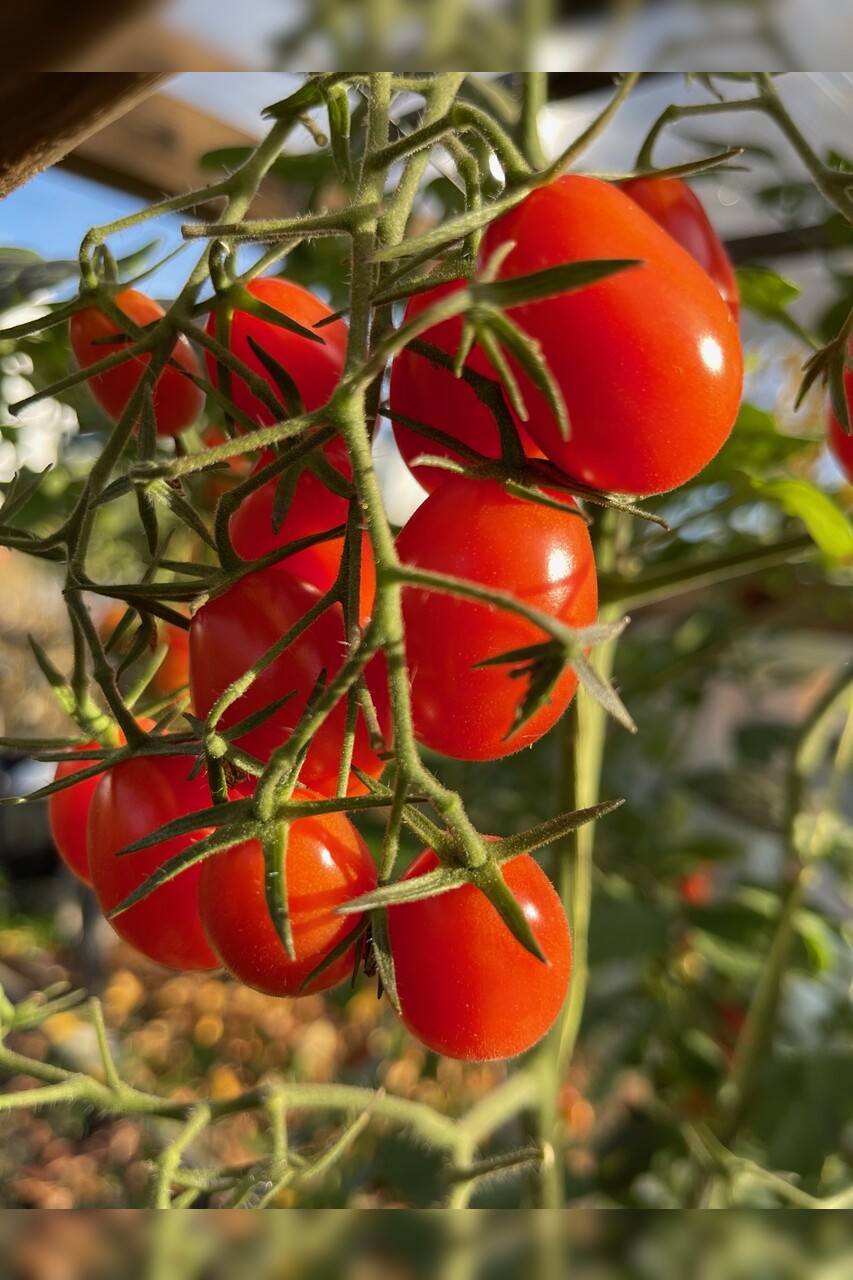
xmin=387 ymin=849 xmax=571 ymax=1060
xmin=397 ymin=476 xmax=597 ymax=760
xmin=50 ymin=744 xmax=111 ymax=886
xmin=229 ymin=460 xmax=376 ymax=626
xmin=389 ymin=279 xmax=542 ymax=492
xmin=678 ymin=868 xmax=714 ymax=907
xmin=48 ymin=719 xmax=154 ymax=887
xmin=204 ymin=276 xmax=348 ymax=425
xmin=828 ymin=400 xmax=853 ymax=483
xmin=620 ymin=176 xmax=739 ymax=321
xmin=69 ymin=288 xmax=203 ymax=437
xmin=199 ymin=794 xmax=376 ymax=996
xmin=86 ymin=754 xmax=218 ymax=970
xmin=98 ymin=606 xmax=189 ymax=701
xmin=188 ymin=567 xmax=390 ymax=795
xmin=478 ymin=175 xmax=743 ymax=497
xmin=150 ymin=622 xmax=190 ymax=699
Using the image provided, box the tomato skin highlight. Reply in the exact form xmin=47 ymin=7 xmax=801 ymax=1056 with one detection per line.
xmin=204 ymin=276 xmax=348 ymax=425
xmin=389 ymin=278 xmax=542 ymax=492
xmin=387 ymin=849 xmax=572 ymax=1061
xmin=86 ymin=755 xmax=218 ymax=971
xmin=69 ymin=288 xmax=204 ymax=437
xmin=620 ymin=176 xmax=739 ymax=321
xmin=199 ymin=797 xmax=377 ymax=997
xmin=188 ymin=568 xmax=390 ymax=795
xmin=397 ymin=476 xmax=597 ymax=761
xmin=479 ymin=175 xmax=743 ymax=497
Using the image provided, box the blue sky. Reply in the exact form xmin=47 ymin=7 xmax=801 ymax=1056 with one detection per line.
xmin=0 ymin=168 xmax=201 ymax=300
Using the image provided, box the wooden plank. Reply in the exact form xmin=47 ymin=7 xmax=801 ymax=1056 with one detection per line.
xmin=0 ymin=74 xmax=167 ymax=198
xmin=0 ymin=0 xmax=164 ymax=72
xmin=62 ymin=92 xmax=298 ymax=221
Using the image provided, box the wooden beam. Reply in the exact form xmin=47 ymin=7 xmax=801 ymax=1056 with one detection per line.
xmin=0 ymin=0 xmax=164 ymax=71
xmin=61 ymin=92 xmax=298 ymax=222
xmin=0 ymin=74 xmax=167 ymax=199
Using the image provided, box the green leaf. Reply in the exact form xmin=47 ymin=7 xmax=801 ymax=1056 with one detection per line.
xmin=263 ymin=79 xmax=326 ymax=120
xmin=0 ymin=466 xmax=52 ymax=524
xmin=263 ymin=821 xmax=295 ymax=961
xmin=147 ymin=479 xmax=217 ymax=550
xmin=245 ymin=334 xmax=306 ymax=416
xmin=325 ymin=84 xmax=354 ymax=185
xmin=736 ymin=267 xmax=800 ymax=312
xmin=236 ymin=290 xmax=326 ymax=346
xmin=471 ymin=859 xmax=547 ymax=963
xmin=485 ymin=308 xmax=569 ymax=441
xmin=338 ymin=863 xmax=474 ymax=914
xmin=368 ymin=911 xmax=400 ymax=1014
xmin=472 ymin=258 xmax=642 ymax=310
xmin=0 ymin=248 xmax=76 ymax=310
xmin=114 ymin=799 xmax=254 ymax=857
xmin=108 ymin=825 xmax=250 ymax=917
xmin=708 ymin=403 xmax=813 ymax=477
xmin=298 ymin=917 xmax=368 ymax=995
xmin=750 ymin=476 xmax=853 ymax=559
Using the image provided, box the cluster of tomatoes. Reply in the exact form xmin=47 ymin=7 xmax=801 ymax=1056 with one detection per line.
xmin=49 ymin=174 xmax=749 ymax=1062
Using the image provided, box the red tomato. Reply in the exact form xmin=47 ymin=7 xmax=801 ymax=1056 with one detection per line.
xmin=828 ymin=398 xmax=853 ymax=483
xmin=478 ymin=175 xmax=743 ymax=496
xmin=87 ymin=754 xmax=219 ymax=970
xmin=389 ymin=279 xmax=542 ymax=492
xmin=199 ymin=795 xmax=377 ymax=996
xmin=620 ymin=176 xmax=739 ymax=321
xmin=48 ymin=719 xmax=154 ymax=887
xmin=188 ymin=567 xmax=390 ymax=795
xmin=150 ymin=622 xmax=190 ymax=699
xmin=397 ymin=476 xmax=597 ymax=760
xmin=387 ymin=849 xmax=572 ymax=1060
xmin=69 ymin=288 xmax=203 ymax=437
xmin=229 ymin=437 xmax=376 ymax=625
xmin=678 ymin=868 xmax=714 ymax=907
xmin=204 ymin=276 xmax=348 ymax=425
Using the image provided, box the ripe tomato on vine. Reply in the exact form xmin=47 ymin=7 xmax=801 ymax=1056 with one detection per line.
xmin=389 ymin=278 xmax=542 ymax=492
xmin=478 ymin=175 xmax=743 ymax=496
xmin=49 ymin=720 xmax=154 ymax=886
xmin=620 ymin=176 xmax=740 ymax=320
xmin=397 ymin=475 xmax=597 ymax=760
xmin=204 ymin=276 xmax=348 ymax=424
xmin=69 ymin=288 xmax=204 ymax=436
xmin=87 ymin=755 xmax=219 ymax=971
xmin=199 ymin=797 xmax=377 ymax=997
xmin=229 ymin=440 xmax=376 ymax=626
xmin=188 ymin=567 xmax=390 ymax=795
xmin=387 ymin=849 xmax=572 ymax=1061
